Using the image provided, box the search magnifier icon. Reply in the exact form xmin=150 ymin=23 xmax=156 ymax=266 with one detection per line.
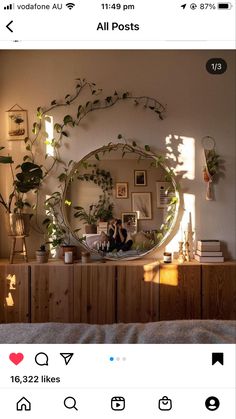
xmin=64 ymin=397 xmax=78 ymax=411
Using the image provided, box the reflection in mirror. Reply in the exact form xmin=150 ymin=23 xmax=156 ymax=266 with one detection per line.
xmin=63 ymin=143 xmax=179 ymax=260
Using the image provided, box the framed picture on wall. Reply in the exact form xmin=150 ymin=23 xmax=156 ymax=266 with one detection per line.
xmin=131 ymin=192 xmax=152 ymax=220
xmin=134 ymin=170 xmax=147 ymax=186
xmin=115 ymin=182 xmax=128 ymax=199
xmin=122 ymin=212 xmax=138 ymax=234
xmin=7 ymin=104 xmax=28 ymax=141
xmin=156 ymin=181 xmax=173 ymax=208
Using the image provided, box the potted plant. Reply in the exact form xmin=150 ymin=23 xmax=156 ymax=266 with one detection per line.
xmin=95 ymin=195 xmax=114 ymax=222
xmin=43 ymin=192 xmax=78 ymax=259
xmin=73 ymin=204 xmax=98 ymax=234
xmin=0 ymin=147 xmax=43 ymax=236
xmin=203 ymin=149 xmax=221 ymax=181
xmin=36 ymin=244 xmax=49 ymax=263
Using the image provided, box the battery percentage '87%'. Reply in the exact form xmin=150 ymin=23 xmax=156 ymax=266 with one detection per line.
xmin=200 ymin=3 xmax=216 ymax=9
xmin=101 ymin=3 xmax=135 ymax=11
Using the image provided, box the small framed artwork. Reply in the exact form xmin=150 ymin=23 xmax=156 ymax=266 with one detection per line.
xmin=7 ymin=104 xmax=28 ymax=141
xmin=132 ymin=192 xmax=152 ymax=220
xmin=122 ymin=212 xmax=138 ymax=234
xmin=134 ymin=170 xmax=147 ymax=186
xmin=116 ymin=182 xmax=128 ymax=199
xmin=156 ymin=182 xmax=173 ymax=208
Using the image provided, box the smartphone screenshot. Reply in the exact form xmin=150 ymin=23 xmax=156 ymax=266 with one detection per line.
xmin=0 ymin=1 xmax=235 ymax=417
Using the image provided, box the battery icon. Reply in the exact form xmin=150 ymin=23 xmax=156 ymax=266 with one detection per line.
xmin=217 ymin=3 xmax=232 ymax=8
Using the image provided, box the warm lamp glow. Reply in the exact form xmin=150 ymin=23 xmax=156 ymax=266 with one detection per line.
xmin=5 ymin=274 xmax=16 ymax=307
xmin=45 ymin=115 xmax=54 ymax=156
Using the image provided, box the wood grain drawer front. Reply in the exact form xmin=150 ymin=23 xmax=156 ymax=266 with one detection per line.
xmin=159 ymin=265 xmax=201 ymax=320
xmin=117 ymin=265 xmax=159 ymax=323
xmin=202 ymin=265 xmax=236 ymax=320
xmin=31 ymin=265 xmax=74 ymax=322
xmin=0 ymin=265 xmax=30 ymax=323
xmin=74 ymin=265 xmax=116 ymax=324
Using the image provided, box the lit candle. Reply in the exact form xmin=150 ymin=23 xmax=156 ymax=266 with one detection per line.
xmin=64 ymin=251 xmax=73 ymax=264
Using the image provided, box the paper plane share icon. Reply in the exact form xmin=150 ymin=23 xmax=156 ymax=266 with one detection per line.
xmin=60 ymin=353 xmax=74 ymax=365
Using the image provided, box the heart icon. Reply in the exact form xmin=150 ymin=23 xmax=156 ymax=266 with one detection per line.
xmin=9 ymin=353 xmax=24 ymax=365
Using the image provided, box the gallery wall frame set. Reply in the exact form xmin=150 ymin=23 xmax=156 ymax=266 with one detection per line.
xmin=6 ymin=104 xmax=28 ymax=141
xmin=156 ymin=181 xmax=173 ymax=208
xmin=134 ymin=170 xmax=147 ymax=186
xmin=121 ymin=212 xmax=138 ymax=234
xmin=131 ymin=192 xmax=152 ymax=220
xmin=115 ymin=182 xmax=128 ymax=199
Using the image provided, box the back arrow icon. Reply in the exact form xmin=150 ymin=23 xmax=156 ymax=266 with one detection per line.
xmin=6 ymin=21 xmax=13 ymax=32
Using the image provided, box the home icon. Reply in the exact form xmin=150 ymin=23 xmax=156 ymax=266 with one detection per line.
xmin=16 ymin=397 xmax=31 ymax=411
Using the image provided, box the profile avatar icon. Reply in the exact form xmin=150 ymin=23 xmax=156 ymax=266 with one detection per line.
xmin=205 ymin=396 xmax=220 ymax=411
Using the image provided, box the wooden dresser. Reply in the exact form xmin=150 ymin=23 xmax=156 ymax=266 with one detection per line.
xmin=0 ymin=259 xmax=236 ymax=323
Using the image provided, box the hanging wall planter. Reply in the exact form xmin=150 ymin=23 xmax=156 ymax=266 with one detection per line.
xmin=202 ymin=136 xmax=221 ymax=201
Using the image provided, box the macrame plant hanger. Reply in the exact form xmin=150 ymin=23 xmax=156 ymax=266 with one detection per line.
xmin=202 ymin=136 xmax=216 ymax=201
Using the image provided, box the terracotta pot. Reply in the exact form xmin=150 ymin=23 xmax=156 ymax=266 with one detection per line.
xmin=203 ymin=169 xmax=210 ymax=182
xmin=85 ymin=224 xmax=97 ymax=234
xmin=7 ymin=213 xmax=31 ymax=236
xmin=36 ymin=250 xmax=49 ymax=263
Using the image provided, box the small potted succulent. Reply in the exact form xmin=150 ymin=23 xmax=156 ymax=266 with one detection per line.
xmin=36 ymin=244 xmax=49 ymax=263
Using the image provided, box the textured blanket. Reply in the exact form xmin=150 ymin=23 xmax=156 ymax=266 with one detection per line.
xmin=0 ymin=320 xmax=235 ymax=344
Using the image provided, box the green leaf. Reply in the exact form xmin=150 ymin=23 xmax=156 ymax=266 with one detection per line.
xmin=63 ymin=115 xmax=73 ymax=125
xmin=62 ymin=131 xmax=68 ymax=137
xmin=0 ymin=155 xmax=13 ymax=164
xmin=145 ymin=145 xmax=151 ymax=151
xmin=51 ymin=100 xmax=57 ymax=106
xmin=58 ymin=173 xmax=67 ymax=182
xmin=95 ymin=153 xmax=100 ymax=161
xmin=132 ymin=141 xmax=137 ymax=147
xmin=54 ymin=123 xmax=62 ymax=133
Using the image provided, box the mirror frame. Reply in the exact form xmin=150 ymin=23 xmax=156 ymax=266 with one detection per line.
xmin=62 ymin=142 xmax=181 ymax=260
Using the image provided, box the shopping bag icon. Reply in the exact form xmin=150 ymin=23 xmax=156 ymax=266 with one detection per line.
xmin=158 ymin=396 xmax=172 ymax=411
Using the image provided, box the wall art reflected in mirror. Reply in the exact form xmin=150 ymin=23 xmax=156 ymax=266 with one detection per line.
xmin=63 ymin=143 xmax=180 ymax=260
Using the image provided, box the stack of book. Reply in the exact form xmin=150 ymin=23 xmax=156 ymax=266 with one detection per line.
xmin=195 ymin=240 xmax=224 ymax=262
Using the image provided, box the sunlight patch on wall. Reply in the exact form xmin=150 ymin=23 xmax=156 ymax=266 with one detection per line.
xmin=165 ymin=193 xmax=195 ymax=255
xmin=45 ymin=115 xmax=54 ymax=157
xmin=165 ymin=135 xmax=195 ymax=180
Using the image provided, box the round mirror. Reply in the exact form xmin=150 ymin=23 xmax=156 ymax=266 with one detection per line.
xmin=63 ymin=143 xmax=179 ymax=260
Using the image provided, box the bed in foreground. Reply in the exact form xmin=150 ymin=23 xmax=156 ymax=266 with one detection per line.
xmin=0 ymin=320 xmax=235 ymax=344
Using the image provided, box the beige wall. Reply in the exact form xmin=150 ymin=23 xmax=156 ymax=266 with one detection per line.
xmin=0 ymin=50 xmax=235 ymax=258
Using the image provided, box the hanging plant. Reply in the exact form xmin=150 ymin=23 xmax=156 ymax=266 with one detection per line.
xmin=202 ymin=136 xmax=224 ymax=201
